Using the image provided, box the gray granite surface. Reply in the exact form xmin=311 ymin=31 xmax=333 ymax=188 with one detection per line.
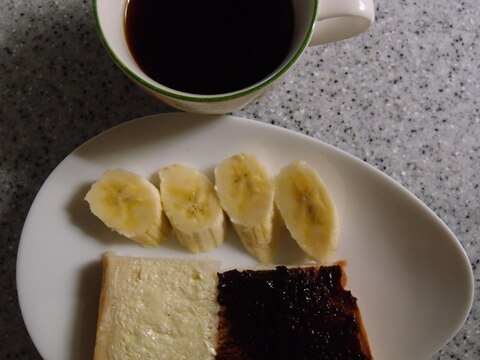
xmin=1 ymin=0 xmax=479 ymax=359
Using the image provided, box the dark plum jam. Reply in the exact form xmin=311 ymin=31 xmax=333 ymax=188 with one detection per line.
xmin=216 ymin=265 xmax=372 ymax=360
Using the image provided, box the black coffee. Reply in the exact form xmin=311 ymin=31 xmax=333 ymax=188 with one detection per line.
xmin=125 ymin=0 xmax=294 ymax=95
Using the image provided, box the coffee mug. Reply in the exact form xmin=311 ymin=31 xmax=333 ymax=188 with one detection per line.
xmin=94 ymin=0 xmax=374 ymax=114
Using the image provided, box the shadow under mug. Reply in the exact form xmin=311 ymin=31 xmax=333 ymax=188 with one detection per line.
xmin=94 ymin=0 xmax=374 ymax=114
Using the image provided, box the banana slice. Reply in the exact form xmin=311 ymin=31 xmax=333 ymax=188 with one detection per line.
xmin=215 ymin=153 xmax=280 ymax=263
xmin=85 ymin=169 xmax=170 ymax=247
xmin=274 ymin=160 xmax=338 ymax=263
xmin=159 ymin=164 xmax=226 ymax=252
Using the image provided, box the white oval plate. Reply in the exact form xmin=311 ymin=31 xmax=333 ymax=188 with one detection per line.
xmin=17 ymin=113 xmax=473 ymax=360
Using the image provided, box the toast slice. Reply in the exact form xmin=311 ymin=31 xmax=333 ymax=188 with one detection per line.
xmin=94 ymin=254 xmax=372 ymax=359
xmin=93 ymin=253 xmax=220 ymax=360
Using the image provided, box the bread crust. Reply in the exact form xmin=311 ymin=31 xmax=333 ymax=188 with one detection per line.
xmin=93 ymin=252 xmax=113 ymax=360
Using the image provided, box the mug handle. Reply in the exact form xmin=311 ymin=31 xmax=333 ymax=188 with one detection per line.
xmin=309 ymin=0 xmax=375 ymax=46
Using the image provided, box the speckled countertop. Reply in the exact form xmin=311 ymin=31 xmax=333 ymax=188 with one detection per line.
xmin=1 ymin=0 xmax=478 ymax=359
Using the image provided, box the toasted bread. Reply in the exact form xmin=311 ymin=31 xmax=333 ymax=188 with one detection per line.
xmin=94 ymin=253 xmax=220 ymax=360
xmin=94 ymin=254 xmax=372 ymax=359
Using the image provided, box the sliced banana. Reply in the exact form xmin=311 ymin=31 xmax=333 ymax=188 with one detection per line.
xmin=274 ymin=160 xmax=338 ymax=263
xmin=159 ymin=164 xmax=226 ymax=252
xmin=215 ymin=153 xmax=280 ymax=263
xmin=85 ymin=169 xmax=170 ymax=247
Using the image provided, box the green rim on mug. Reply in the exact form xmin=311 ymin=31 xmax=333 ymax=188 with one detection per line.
xmin=93 ymin=0 xmax=319 ymax=103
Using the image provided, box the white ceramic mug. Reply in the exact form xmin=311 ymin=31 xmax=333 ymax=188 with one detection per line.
xmin=94 ymin=0 xmax=374 ymax=114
